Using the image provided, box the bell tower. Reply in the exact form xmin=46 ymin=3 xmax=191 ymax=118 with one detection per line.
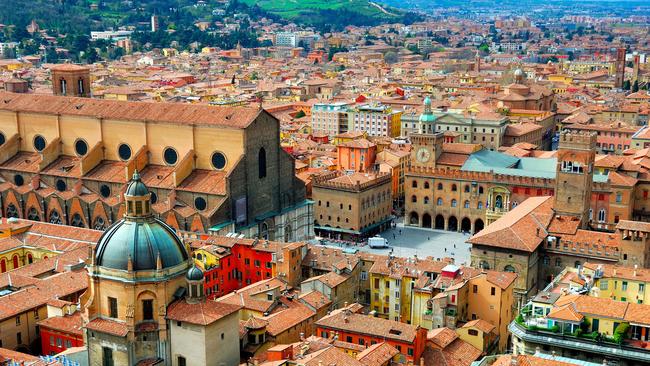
xmin=410 ymin=132 xmax=443 ymax=170
xmin=50 ymin=64 xmax=91 ymax=97
xmin=554 ymin=131 xmax=596 ymax=228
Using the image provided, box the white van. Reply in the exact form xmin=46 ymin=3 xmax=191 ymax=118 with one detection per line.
xmin=368 ymin=236 xmax=389 ymax=248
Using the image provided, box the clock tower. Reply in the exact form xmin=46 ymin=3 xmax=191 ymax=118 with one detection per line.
xmin=410 ymin=132 xmax=443 ymax=169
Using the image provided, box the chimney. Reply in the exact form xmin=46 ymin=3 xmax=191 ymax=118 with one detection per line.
xmin=634 ymin=264 xmax=638 ymax=276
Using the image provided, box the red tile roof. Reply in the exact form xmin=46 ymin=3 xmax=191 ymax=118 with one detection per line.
xmin=166 ymin=299 xmax=240 ymax=326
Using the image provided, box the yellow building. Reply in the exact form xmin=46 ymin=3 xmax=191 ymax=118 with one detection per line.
xmin=582 ymin=262 xmax=650 ymax=304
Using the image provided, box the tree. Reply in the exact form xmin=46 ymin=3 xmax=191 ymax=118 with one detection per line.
xmin=384 ymin=51 xmax=398 ymax=64
xmin=478 ymin=43 xmax=490 ymax=54
xmin=623 ymin=80 xmax=631 ymax=90
xmin=633 ymin=80 xmax=639 ymax=92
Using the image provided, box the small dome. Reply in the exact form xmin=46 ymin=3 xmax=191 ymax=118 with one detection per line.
xmin=186 ymin=265 xmax=204 ymax=281
xmin=125 ymin=170 xmax=149 ymax=197
xmin=514 ymin=68 xmax=523 ymax=76
xmin=95 ymin=219 xmax=189 ymax=271
xmin=423 ymin=96 xmax=431 ymax=106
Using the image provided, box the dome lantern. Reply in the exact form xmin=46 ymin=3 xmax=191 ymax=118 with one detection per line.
xmin=125 ymin=170 xmax=151 ymax=218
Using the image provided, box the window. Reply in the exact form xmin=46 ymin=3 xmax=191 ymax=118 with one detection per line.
xmin=477 ymin=202 xmax=483 ymax=209
xmin=412 ymin=180 xmax=418 ymax=188
xmin=74 ymin=139 xmax=88 ymax=156
xmin=118 ymin=143 xmax=132 ymax=161
xmin=468 ymin=329 xmax=479 ymax=336
xmin=451 ymin=184 xmax=457 ymax=191
xmin=408 ymin=348 xmax=414 ymax=356
xmin=163 ymin=147 xmax=178 ymax=165
xmin=424 ymin=182 xmax=429 ymax=189
xmin=142 ymin=299 xmax=154 ymax=320
xmin=437 ymin=198 xmax=443 ymax=206
xmin=108 ymin=297 xmax=118 ymax=318
xmin=640 ymin=283 xmax=645 ymax=293
xmin=504 ymin=265 xmax=516 ymax=272
xmin=464 ymin=185 xmax=470 ymax=192
xmin=437 ymin=183 xmax=443 ymax=190
xmin=472 ymin=285 xmax=478 ymax=294
xmin=374 ymin=278 xmax=380 ymax=288
xmin=56 ymin=179 xmax=67 ymax=192
xmin=194 ymin=197 xmax=207 ymax=211
xmin=56 ymin=338 xmax=62 ymax=347
xmin=598 ymin=209 xmax=606 ymax=223
xmin=491 ymin=287 xmax=495 ymax=296
xmin=555 ymin=258 xmax=562 ymax=267
xmin=33 ymin=135 xmax=47 ymax=152
xmin=15 ymin=316 xmax=20 ymax=326
xmin=543 ymin=256 xmax=550 ymax=266
xmin=464 ymin=200 xmax=470 ymax=208
xmin=258 ymin=147 xmax=267 ymax=178
xmin=178 ymin=356 xmax=186 ymax=366
xmin=451 ymin=199 xmax=457 ymax=207
xmin=211 ymin=152 xmax=227 ymax=170
xmin=49 ymin=336 xmax=54 ymax=346
xmin=616 ymin=192 xmax=622 ymax=203
xmin=411 ymin=195 xmax=417 ymax=203
xmin=622 ymin=281 xmax=628 ymax=291
xmin=100 ymin=184 xmax=111 ymax=198
xmin=13 ymin=174 xmax=24 ymax=187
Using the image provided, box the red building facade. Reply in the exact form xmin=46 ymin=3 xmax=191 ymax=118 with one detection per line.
xmin=38 ymin=312 xmax=84 ymax=356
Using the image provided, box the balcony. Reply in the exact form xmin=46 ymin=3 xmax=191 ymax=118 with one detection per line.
xmin=486 ymin=207 xmax=509 ymax=224
xmin=510 ymin=319 xmax=650 ymax=364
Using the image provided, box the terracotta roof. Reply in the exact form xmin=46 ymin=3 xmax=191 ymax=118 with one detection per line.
xmin=547 ymin=304 xmax=584 ymax=323
xmin=468 ymin=196 xmax=554 ymax=252
xmin=492 ymin=355 xmax=576 ymax=366
xmin=356 ymin=342 xmax=399 ymax=366
xmin=166 ymin=299 xmax=240 ymax=326
xmin=462 ymin=319 xmax=496 ymax=334
xmin=427 ymin=327 xmax=458 ymax=348
xmin=300 ymin=346 xmax=364 ymax=366
xmin=437 ymin=152 xmax=469 ymax=166
xmin=0 ymin=92 xmax=262 ymax=129
xmin=316 ymin=308 xmax=419 ymax=343
xmin=85 ymin=317 xmax=129 ymax=337
xmin=37 ymin=311 xmax=83 ymax=336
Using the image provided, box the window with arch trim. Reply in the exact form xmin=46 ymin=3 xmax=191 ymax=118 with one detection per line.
xmin=477 ymin=202 xmax=483 ymax=209
xmin=424 ymin=182 xmax=430 ymax=189
xmin=464 ymin=185 xmax=470 ymax=193
xmin=598 ymin=209 xmax=606 ymax=223
xmin=411 ymin=195 xmax=417 ymax=203
xmin=451 ymin=184 xmax=457 ymax=192
xmin=615 ymin=192 xmax=622 ymax=203
xmin=504 ymin=265 xmax=516 ymax=272
xmin=412 ymin=180 xmax=418 ymax=188
xmin=70 ymin=213 xmax=84 ymax=228
xmin=437 ymin=183 xmax=443 ymax=190
xmin=464 ymin=200 xmax=470 ymax=208
xmin=49 ymin=210 xmax=62 ymax=225
xmin=437 ymin=198 xmax=443 ymax=206
xmin=424 ymin=196 xmax=429 ymax=204
xmin=451 ymin=199 xmax=457 ymax=207
xmin=27 ymin=207 xmax=40 ymax=221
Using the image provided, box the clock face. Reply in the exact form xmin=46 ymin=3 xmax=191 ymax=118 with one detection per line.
xmin=416 ymin=147 xmax=431 ymax=163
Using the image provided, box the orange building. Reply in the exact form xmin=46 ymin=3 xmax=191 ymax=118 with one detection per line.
xmin=337 ymin=139 xmax=376 ymax=172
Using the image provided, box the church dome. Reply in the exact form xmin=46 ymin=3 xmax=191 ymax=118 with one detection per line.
xmin=186 ymin=265 xmax=204 ymax=281
xmin=125 ymin=170 xmax=149 ymax=197
xmin=94 ymin=171 xmax=189 ymax=271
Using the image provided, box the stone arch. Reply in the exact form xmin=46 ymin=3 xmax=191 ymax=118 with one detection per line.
xmin=136 ymin=290 xmax=158 ymax=322
xmin=461 ymin=217 xmax=471 ymax=233
xmin=70 ymin=213 xmax=85 ymax=228
xmin=0 ymin=258 xmax=6 ymax=272
xmin=46 ymin=197 xmax=65 ymax=224
xmin=448 ymin=216 xmax=458 ymax=232
xmin=435 ymin=215 xmax=445 ymax=230
xmin=409 ymin=212 xmax=419 ymax=225
xmin=474 ymin=218 xmax=484 ymax=234
xmin=26 ymin=207 xmax=40 ymax=221
xmin=422 ymin=213 xmax=432 ymax=228
xmin=26 ymin=253 xmax=33 ymax=264
xmin=479 ymin=260 xmax=490 ymax=270
xmin=504 ymin=265 xmax=516 ymax=272
xmin=12 ymin=254 xmax=19 ymax=269
xmin=4 ymin=191 xmax=22 ymax=218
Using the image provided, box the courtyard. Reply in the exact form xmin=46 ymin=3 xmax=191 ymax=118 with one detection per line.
xmin=317 ymin=219 xmax=473 ymax=266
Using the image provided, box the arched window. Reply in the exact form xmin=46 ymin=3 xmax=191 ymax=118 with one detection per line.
xmin=504 ymin=265 xmax=516 ymax=272
xmin=477 ymin=202 xmax=483 ymax=209
xmin=284 ymin=225 xmax=292 ymax=242
xmin=411 ymin=195 xmax=417 ymax=203
xmin=424 ymin=196 xmax=430 ymax=204
xmin=60 ymin=79 xmax=67 ymax=95
xmin=424 ymin=182 xmax=430 ymax=189
xmin=437 ymin=198 xmax=443 ymax=206
xmin=464 ymin=200 xmax=470 ymax=208
xmin=451 ymin=184 xmax=457 ymax=192
xmin=0 ymin=259 xmax=6 ymax=273
xmin=93 ymin=217 xmax=106 ymax=230
xmin=412 ymin=180 xmax=418 ymax=188
xmin=437 ymin=183 xmax=443 ymax=190
xmin=478 ymin=186 xmax=484 ymax=194
xmin=71 ymin=213 xmax=84 ymax=228
xmin=78 ymin=78 xmax=84 ymax=95
xmin=555 ymin=258 xmax=562 ymax=267
xmin=451 ymin=199 xmax=457 ymax=207
xmin=258 ymin=147 xmax=267 ymax=179
xmin=6 ymin=204 xmax=18 ymax=218
xmin=49 ymin=210 xmax=62 ymax=225
xmin=27 ymin=253 xmax=33 ymax=264
xmin=196 ymin=253 xmax=203 ymax=261
xmin=260 ymin=222 xmax=269 ymax=240
xmin=479 ymin=261 xmax=490 ymax=270
xmin=464 ymin=185 xmax=470 ymax=193
xmin=598 ymin=209 xmax=606 ymax=223
xmin=12 ymin=255 xmax=18 ymax=269
xmin=27 ymin=207 xmax=40 ymax=221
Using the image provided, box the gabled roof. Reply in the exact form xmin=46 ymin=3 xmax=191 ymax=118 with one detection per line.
xmin=468 ymin=196 xmax=554 ymax=252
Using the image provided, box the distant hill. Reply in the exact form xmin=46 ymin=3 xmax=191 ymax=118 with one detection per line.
xmin=238 ymin=0 xmax=421 ymax=30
